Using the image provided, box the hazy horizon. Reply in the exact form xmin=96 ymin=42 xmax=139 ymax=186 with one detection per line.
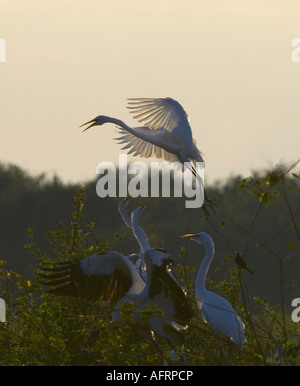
xmin=1 ymin=0 xmax=300 ymax=186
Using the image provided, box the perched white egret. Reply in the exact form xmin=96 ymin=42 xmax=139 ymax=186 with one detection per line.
xmin=129 ymin=202 xmax=192 ymax=329
xmin=81 ymin=97 xmax=216 ymax=215
xmin=181 ymin=232 xmax=246 ymax=345
xmin=112 ymin=248 xmax=194 ymax=351
xmin=129 ymin=203 xmax=194 ymax=359
xmin=129 ymin=199 xmax=184 ymax=286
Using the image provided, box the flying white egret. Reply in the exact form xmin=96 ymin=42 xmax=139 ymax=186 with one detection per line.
xmin=181 ymin=232 xmax=246 ymax=345
xmin=80 ymin=97 xmax=216 ymax=216
xmin=38 ymin=204 xmax=194 ymax=356
xmin=81 ymin=97 xmax=203 ymax=166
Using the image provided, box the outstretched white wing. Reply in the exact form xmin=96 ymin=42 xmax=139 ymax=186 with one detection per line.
xmin=127 ymin=97 xmax=193 ymax=148
xmin=115 ymin=125 xmax=181 ymax=163
xmin=38 ymin=252 xmax=145 ymax=303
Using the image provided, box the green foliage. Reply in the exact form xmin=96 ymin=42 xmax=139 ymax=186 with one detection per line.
xmin=0 ymin=161 xmax=299 ymax=365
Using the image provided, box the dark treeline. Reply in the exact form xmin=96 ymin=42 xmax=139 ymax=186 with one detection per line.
xmin=0 ymin=161 xmax=299 ymax=308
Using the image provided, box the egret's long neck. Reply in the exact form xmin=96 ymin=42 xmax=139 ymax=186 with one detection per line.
xmin=108 ymin=116 xmax=162 ymax=145
xmin=103 ymin=117 xmax=132 ymax=131
xmin=196 ymin=240 xmax=215 ymax=298
xmin=118 ymin=201 xmax=132 ymax=229
xmin=131 ymin=210 xmax=150 ymax=254
xmin=131 ymin=208 xmax=152 ymax=295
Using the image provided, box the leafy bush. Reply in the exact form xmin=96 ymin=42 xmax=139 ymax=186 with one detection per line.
xmin=0 ymin=163 xmax=300 ymax=366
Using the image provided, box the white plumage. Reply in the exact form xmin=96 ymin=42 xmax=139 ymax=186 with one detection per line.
xmin=80 ymin=97 xmax=204 ymax=168
xmin=81 ymin=97 xmax=217 ymax=216
xmin=181 ymin=232 xmax=246 ymax=345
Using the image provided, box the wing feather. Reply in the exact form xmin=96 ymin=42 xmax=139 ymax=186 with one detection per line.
xmin=148 ymin=266 xmax=194 ymax=328
xmin=127 ymin=97 xmax=193 ymax=147
xmin=38 ymin=252 xmax=144 ymax=304
xmin=162 ymin=271 xmax=194 ymax=327
xmin=116 ymin=127 xmax=180 ymax=163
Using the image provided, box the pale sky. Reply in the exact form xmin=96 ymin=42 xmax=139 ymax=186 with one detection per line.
xmin=1 ymin=0 xmax=300 ymax=185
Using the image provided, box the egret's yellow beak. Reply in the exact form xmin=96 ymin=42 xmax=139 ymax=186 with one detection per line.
xmin=119 ymin=195 xmax=132 ymax=205
xmin=80 ymin=119 xmax=96 ymax=132
xmin=141 ymin=199 xmax=151 ymax=209
xmin=180 ymin=234 xmax=196 ymax=239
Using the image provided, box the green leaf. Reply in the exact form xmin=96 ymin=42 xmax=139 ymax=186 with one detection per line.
xmin=220 ymin=218 xmax=226 ymax=228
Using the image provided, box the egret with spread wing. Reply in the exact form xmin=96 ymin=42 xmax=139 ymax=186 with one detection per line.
xmin=81 ymin=98 xmax=203 ymax=167
xmin=38 ymin=251 xmax=145 ymax=303
xmin=181 ymin=232 xmax=246 ymax=345
xmin=38 ymin=203 xmax=194 ymax=357
xmin=39 ymin=249 xmax=192 ymax=355
xmin=81 ymin=97 xmax=216 ymax=215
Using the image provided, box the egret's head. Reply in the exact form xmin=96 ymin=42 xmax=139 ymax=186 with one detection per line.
xmin=118 ymin=195 xmax=132 ymax=211
xmin=180 ymin=232 xmax=212 ymax=246
xmin=140 ymin=199 xmax=151 ymax=210
xmin=80 ymin=115 xmax=107 ymax=132
xmin=144 ymin=248 xmax=174 ymax=268
xmin=131 ymin=199 xmax=150 ymax=220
